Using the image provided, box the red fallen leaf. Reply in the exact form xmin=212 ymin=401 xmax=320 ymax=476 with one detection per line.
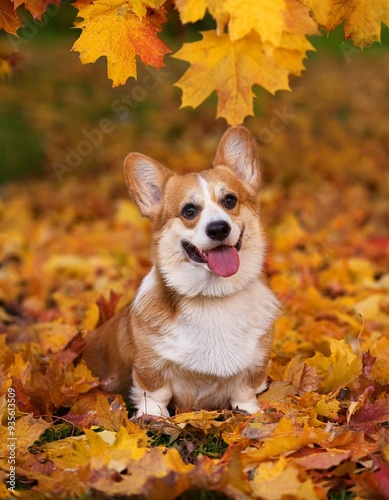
xmin=53 ymin=331 xmax=85 ymax=367
xmin=12 ymin=377 xmax=40 ymax=415
xmin=353 ymin=460 xmax=389 ymax=500
xmin=293 ymin=449 xmax=351 ymax=470
xmin=349 ymin=351 xmax=377 ymax=401
xmin=96 ymin=290 xmax=122 ymax=327
xmin=362 ymin=350 xmax=377 ymax=379
xmin=350 ymin=399 xmax=389 ymax=430
xmin=365 ymin=236 xmax=389 ymax=258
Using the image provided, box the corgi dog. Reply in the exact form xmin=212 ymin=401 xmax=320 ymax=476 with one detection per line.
xmin=83 ymin=126 xmax=279 ymax=417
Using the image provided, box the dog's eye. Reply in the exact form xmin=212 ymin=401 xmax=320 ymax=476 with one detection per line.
xmin=181 ymin=204 xmax=198 ymax=219
xmin=223 ymin=194 xmax=238 ymax=209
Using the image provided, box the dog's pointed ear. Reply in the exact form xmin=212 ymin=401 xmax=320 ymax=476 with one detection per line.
xmin=214 ymin=126 xmax=260 ymax=192
xmin=123 ymin=153 xmax=173 ymax=219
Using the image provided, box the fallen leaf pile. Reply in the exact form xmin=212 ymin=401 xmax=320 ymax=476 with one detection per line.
xmin=0 ymin=52 xmax=389 ymax=498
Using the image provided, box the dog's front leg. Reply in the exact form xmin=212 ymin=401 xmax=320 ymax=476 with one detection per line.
xmin=131 ymin=371 xmax=172 ymax=418
xmin=229 ymin=377 xmax=268 ymax=414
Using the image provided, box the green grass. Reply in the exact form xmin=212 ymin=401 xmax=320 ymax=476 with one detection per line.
xmin=149 ymin=428 xmax=228 ymax=463
xmin=328 ymin=489 xmax=355 ymax=500
xmin=32 ymin=421 xmax=84 ymax=448
xmin=178 ymin=491 xmax=233 ymax=500
xmin=0 ymin=105 xmax=45 ymax=183
xmin=195 ymin=433 xmax=228 ymax=459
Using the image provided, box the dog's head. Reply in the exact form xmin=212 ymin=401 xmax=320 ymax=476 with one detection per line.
xmin=123 ymin=127 xmax=265 ymax=297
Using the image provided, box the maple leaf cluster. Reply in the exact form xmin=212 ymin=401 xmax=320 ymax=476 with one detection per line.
xmin=1 ymin=0 xmax=389 ymax=124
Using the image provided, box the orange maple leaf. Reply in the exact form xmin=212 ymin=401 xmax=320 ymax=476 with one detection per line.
xmin=73 ymin=0 xmax=171 ymax=87
xmin=0 ymin=0 xmax=21 ymax=35
xmin=13 ymin=0 xmax=61 ymax=20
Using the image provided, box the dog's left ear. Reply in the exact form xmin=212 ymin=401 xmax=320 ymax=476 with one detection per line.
xmin=214 ymin=126 xmax=260 ymax=192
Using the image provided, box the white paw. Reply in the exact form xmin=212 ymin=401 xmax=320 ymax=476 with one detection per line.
xmin=135 ymin=404 xmax=170 ymax=418
xmin=231 ymin=399 xmax=260 ymax=414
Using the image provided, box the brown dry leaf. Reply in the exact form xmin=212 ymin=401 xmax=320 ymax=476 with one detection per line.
xmin=64 ymin=391 xmax=130 ymax=431
xmin=353 ymin=460 xmax=389 ymax=499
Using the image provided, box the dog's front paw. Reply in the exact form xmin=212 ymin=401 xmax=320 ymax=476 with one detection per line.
xmin=135 ymin=405 xmax=170 ymax=419
xmin=230 ymin=399 xmax=260 ymax=414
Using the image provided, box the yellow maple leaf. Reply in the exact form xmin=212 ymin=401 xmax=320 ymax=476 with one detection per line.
xmin=242 ymin=417 xmax=329 ymax=465
xmin=175 ymin=0 xmax=207 ymax=23
xmin=368 ymin=336 xmax=389 ymax=385
xmin=275 ymin=32 xmax=315 ymax=76
xmin=305 ymin=339 xmax=362 ymax=393
xmin=129 ymin=0 xmax=155 ymax=20
xmin=285 ymin=0 xmax=319 ymax=35
xmin=0 ymin=414 xmax=51 ymax=460
xmin=306 ymin=0 xmax=389 ymax=48
xmin=251 ymin=456 xmax=316 ymax=500
xmin=175 ymin=0 xmax=318 ymax=52
xmin=73 ymin=0 xmax=170 ymax=87
xmin=86 ymin=426 xmax=147 ymax=469
xmin=209 ymin=0 xmax=286 ymax=45
xmin=302 ymin=0 xmax=331 ymax=26
xmin=44 ymin=434 xmax=91 ymax=470
xmin=174 ymin=31 xmax=291 ymax=125
xmin=298 ymin=392 xmax=341 ymax=420
xmin=173 ymin=410 xmax=220 ymax=425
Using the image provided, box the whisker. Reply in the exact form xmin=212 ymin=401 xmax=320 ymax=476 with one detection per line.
xmin=245 ymin=233 xmax=263 ymax=254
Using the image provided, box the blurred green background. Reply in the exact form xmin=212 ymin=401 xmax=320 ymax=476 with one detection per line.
xmin=0 ymin=2 xmax=388 ymax=184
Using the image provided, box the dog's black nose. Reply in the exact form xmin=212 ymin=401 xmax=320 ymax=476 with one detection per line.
xmin=206 ymin=221 xmax=231 ymax=241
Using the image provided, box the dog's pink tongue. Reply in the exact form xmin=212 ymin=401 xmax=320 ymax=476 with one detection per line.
xmin=207 ymin=246 xmax=240 ymax=277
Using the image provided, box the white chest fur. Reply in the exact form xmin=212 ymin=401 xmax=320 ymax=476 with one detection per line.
xmin=146 ymin=277 xmax=279 ymax=378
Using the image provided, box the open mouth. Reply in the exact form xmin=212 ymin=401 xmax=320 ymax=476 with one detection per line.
xmin=182 ymin=227 xmax=244 ymax=278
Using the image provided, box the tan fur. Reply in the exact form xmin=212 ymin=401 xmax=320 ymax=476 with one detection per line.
xmin=83 ymin=126 xmax=279 ymax=416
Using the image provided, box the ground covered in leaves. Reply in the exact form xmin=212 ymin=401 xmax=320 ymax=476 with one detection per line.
xmin=0 ymin=41 xmax=389 ymax=499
